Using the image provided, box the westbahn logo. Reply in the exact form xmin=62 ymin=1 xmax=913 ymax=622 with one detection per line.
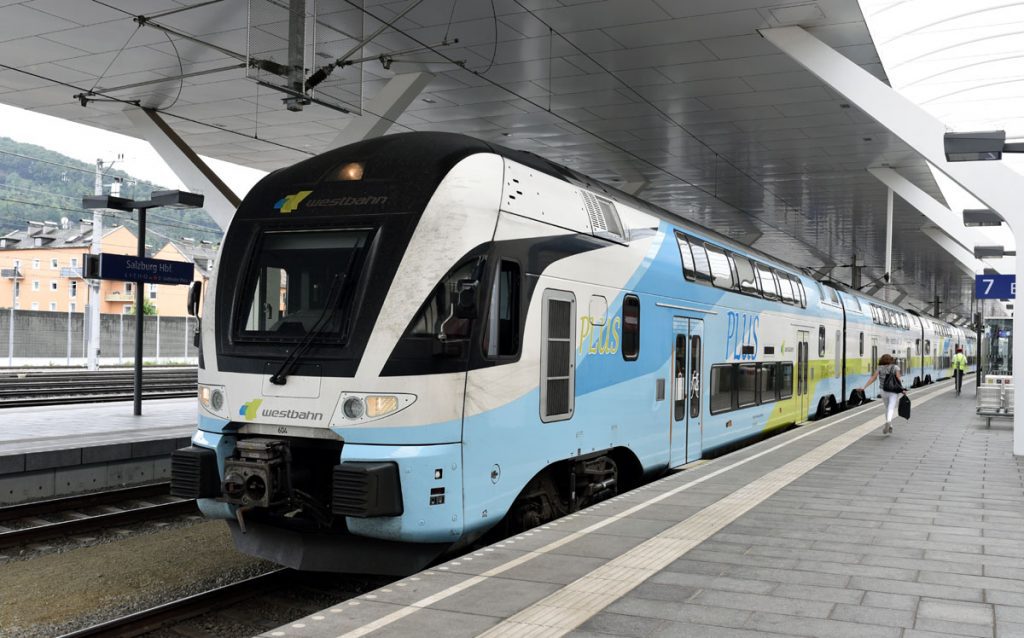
xmin=238 ymin=398 xmax=324 ymax=422
xmin=274 ymin=190 xmax=312 ymax=213
xmin=239 ymin=399 xmax=262 ymax=421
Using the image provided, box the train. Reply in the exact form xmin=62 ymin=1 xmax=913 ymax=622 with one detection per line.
xmin=170 ymin=132 xmax=975 ymax=574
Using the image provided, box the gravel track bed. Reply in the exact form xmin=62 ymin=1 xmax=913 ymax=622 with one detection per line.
xmin=0 ymin=520 xmax=275 ymax=638
xmin=0 ymin=510 xmax=206 ymax=563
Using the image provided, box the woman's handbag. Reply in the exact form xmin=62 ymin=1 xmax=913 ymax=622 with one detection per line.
xmin=898 ymin=394 xmax=911 ymax=420
xmin=882 ymin=371 xmax=904 ymax=393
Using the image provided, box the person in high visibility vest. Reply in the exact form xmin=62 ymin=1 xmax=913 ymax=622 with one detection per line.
xmin=952 ymin=346 xmax=968 ymax=396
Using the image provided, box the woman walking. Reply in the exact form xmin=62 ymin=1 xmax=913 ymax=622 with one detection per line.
xmin=859 ymin=353 xmax=907 ymax=434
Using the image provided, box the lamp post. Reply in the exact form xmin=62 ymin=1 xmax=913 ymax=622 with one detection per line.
xmin=6 ymin=263 xmax=19 ymax=367
xmin=82 ymin=190 xmax=204 ymax=415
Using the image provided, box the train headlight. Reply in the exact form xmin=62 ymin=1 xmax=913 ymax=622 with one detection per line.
xmin=342 ymin=397 xmax=365 ymax=419
xmin=334 ymin=393 xmax=417 ymax=425
xmin=366 ymin=395 xmax=399 ymax=418
xmin=199 ymin=384 xmax=228 ymax=418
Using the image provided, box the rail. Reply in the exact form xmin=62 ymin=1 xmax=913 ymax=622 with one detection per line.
xmin=0 ymin=483 xmax=196 ymax=549
xmin=0 ymin=367 xmax=196 ymax=407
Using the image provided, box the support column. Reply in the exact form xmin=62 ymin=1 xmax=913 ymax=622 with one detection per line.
xmin=123 ymin=107 xmax=240 ymax=229
xmin=760 ymin=24 xmax=1024 ymax=455
xmin=885 ymin=187 xmax=893 ymax=286
xmin=329 ymin=72 xmax=434 ymax=148
xmin=86 ymin=160 xmax=104 ymax=371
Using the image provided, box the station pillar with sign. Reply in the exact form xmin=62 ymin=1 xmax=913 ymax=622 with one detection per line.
xmin=976 ymin=274 xmax=1015 ymax=378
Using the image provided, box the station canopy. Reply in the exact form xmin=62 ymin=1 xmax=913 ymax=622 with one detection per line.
xmin=0 ymin=0 xmax=981 ymax=319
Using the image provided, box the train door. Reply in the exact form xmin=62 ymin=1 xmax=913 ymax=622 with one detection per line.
xmin=670 ymin=317 xmax=704 ymax=466
xmin=871 ymin=343 xmax=879 ymax=394
xmin=797 ymin=330 xmax=810 ymax=418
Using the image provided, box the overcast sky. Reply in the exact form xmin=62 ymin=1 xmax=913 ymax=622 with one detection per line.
xmin=0 ymin=102 xmax=266 ymax=198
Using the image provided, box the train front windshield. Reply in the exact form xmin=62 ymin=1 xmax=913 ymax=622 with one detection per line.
xmin=235 ymin=228 xmax=371 ymax=341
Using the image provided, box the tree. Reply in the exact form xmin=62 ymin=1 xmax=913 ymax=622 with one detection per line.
xmin=127 ymin=300 xmax=158 ymax=315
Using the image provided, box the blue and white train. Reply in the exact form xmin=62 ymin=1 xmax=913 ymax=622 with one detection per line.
xmin=171 ymin=132 xmax=974 ymax=574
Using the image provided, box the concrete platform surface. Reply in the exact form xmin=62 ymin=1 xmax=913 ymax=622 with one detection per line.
xmin=0 ymin=397 xmax=196 ymax=455
xmin=261 ymin=379 xmax=1024 ymax=638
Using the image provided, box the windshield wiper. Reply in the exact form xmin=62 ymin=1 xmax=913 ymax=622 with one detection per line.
xmin=269 ymin=273 xmax=346 ymax=385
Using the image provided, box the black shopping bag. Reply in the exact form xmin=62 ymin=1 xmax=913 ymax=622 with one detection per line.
xmin=898 ymin=394 xmax=911 ymax=420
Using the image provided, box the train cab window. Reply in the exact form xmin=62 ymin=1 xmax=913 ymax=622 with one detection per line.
xmin=540 ymin=289 xmax=575 ymax=422
xmin=737 ymin=364 xmax=757 ymax=408
xmin=733 ymin=254 xmax=759 ymax=296
xmin=710 ymin=365 xmax=734 ymax=414
xmin=755 ymin=264 xmax=779 ymax=300
xmin=848 ymin=296 xmax=862 ymax=312
xmin=779 ymin=362 xmax=794 ymax=399
xmin=237 ymin=228 xmax=370 ymax=339
xmin=705 ymin=244 xmax=735 ymax=289
xmin=675 ymin=233 xmax=696 ymax=281
xmin=409 ymin=258 xmax=481 ymax=340
xmin=690 ymin=241 xmax=713 ymax=282
xmin=484 ymin=260 xmax=520 ymax=357
xmin=622 ymin=294 xmax=640 ymax=361
xmin=818 ymin=325 xmax=826 ymax=357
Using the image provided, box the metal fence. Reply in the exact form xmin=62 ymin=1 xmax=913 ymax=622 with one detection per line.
xmin=0 ymin=309 xmax=199 ymax=367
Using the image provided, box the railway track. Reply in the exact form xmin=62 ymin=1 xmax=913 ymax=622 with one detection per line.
xmin=58 ymin=569 xmax=392 ymax=638
xmin=0 ymin=367 xmax=197 ymax=407
xmin=0 ymin=482 xmax=197 ymax=550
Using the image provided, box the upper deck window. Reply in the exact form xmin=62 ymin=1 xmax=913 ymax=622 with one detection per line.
xmin=676 ymin=233 xmax=696 ymax=281
xmin=705 ymin=244 xmax=735 ymax=289
xmin=690 ymin=242 xmax=713 ymax=281
xmin=733 ymin=254 xmax=759 ymax=296
xmin=755 ymin=264 xmax=779 ymax=300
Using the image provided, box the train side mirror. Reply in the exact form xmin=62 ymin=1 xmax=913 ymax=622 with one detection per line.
xmin=187 ymin=281 xmax=202 ymax=317
xmin=454 ymin=279 xmax=478 ymax=319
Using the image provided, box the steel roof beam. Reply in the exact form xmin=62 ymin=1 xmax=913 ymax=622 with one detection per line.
xmin=761 ymin=25 xmax=1024 ymax=455
xmin=124 ymin=107 xmax=240 ymax=230
xmin=329 ymin=72 xmax=433 ymax=148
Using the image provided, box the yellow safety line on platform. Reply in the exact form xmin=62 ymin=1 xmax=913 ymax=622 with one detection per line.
xmin=332 ymin=382 xmax=950 ymax=638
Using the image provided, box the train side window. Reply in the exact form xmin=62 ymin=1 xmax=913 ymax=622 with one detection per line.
xmin=675 ymin=233 xmax=696 ymax=281
xmin=826 ymin=286 xmax=840 ymax=305
xmin=925 ymin=339 xmax=931 ymax=355
xmin=622 ymin=294 xmax=640 ymax=361
xmin=755 ymin=264 xmax=779 ymax=300
xmin=818 ymin=325 xmax=826 ymax=357
xmin=710 ymin=365 xmax=734 ymax=414
xmin=859 ymin=332 xmax=865 ymax=357
xmin=758 ymin=363 xmax=777 ymax=403
xmin=485 ymin=259 xmax=520 ymax=358
xmin=705 ymin=244 xmax=735 ymax=289
xmin=776 ymin=270 xmax=796 ymax=304
xmin=733 ymin=254 xmax=759 ymax=296
xmin=540 ymin=289 xmax=575 ymax=422
xmin=795 ymin=277 xmax=807 ymax=307
xmin=779 ymin=362 xmax=793 ymax=399
xmin=690 ymin=241 xmax=713 ymax=282
xmin=915 ymin=339 xmax=920 ymax=355
xmin=737 ymin=364 xmax=757 ymax=408
xmin=690 ymin=335 xmax=701 ymax=418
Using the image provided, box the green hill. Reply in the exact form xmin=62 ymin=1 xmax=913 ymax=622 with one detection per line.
xmin=0 ymin=136 xmax=223 ymax=244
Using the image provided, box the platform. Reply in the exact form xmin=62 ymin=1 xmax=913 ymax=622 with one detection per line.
xmin=263 ymin=378 xmax=1024 ymax=638
xmin=0 ymin=397 xmax=195 ymax=456
xmin=0 ymin=398 xmax=196 ymax=504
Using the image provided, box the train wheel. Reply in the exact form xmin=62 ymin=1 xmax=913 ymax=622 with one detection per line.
xmin=815 ymin=397 xmax=829 ymax=420
xmin=925 ymin=375 xmax=933 ymax=384
xmin=912 ymin=376 xmax=920 ymax=388
xmin=827 ymin=395 xmax=839 ymax=414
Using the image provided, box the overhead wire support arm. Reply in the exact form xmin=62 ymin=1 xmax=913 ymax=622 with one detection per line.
xmin=304 ymin=0 xmax=425 ymax=92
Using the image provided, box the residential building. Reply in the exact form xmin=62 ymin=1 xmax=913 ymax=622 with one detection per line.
xmin=0 ymin=219 xmax=211 ymax=316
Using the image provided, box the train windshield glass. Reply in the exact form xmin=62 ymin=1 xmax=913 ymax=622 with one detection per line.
xmin=235 ymin=229 xmax=370 ymax=341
